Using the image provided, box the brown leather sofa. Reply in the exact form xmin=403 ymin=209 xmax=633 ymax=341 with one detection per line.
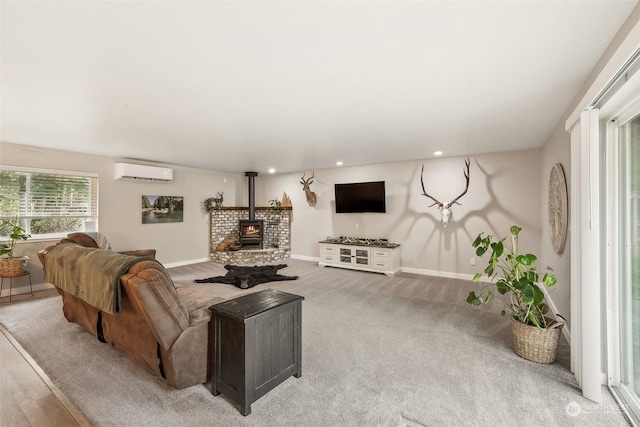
xmin=38 ymin=234 xmax=223 ymax=389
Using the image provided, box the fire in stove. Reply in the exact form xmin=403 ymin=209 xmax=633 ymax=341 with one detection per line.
xmin=243 ymin=225 xmax=261 ymax=236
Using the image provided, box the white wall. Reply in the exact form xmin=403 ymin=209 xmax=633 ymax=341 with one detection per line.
xmin=257 ymin=149 xmax=543 ymax=278
xmin=0 ymin=141 xmax=244 ymax=289
xmin=540 ymin=124 xmax=572 ymax=326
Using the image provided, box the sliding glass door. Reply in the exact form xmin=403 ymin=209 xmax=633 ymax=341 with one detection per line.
xmin=608 ymin=105 xmax=640 ymax=425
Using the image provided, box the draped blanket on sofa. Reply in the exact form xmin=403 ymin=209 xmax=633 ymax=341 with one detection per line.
xmin=43 ymin=243 xmax=155 ymax=314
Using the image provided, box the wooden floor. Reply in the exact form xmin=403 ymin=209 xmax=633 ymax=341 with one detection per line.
xmin=0 ymin=289 xmax=91 ymax=427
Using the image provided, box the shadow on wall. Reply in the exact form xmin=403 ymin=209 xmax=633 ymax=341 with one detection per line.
xmin=396 ymin=157 xmax=540 ymax=267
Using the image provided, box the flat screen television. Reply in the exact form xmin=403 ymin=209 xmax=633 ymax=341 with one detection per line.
xmin=334 ymin=181 xmax=386 ymax=213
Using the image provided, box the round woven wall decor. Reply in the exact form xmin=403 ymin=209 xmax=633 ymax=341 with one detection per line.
xmin=548 ymin=163 xmax=568 ymax=254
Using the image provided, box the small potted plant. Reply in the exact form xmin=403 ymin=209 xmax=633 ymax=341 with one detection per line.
xmin=466 ymin=225 xmax=563 ymax=363
xmin=268 ymin=197 xmax=282 ymax=219
xmin=0 ymin=219 xmax=31 ymax=275
xmin=202 ymin=192 xmax=224 ymax=214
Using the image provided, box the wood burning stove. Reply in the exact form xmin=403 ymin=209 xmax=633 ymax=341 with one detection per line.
xmin=239 ymin=172 xmax=264 ymax=249
xmin=239 ymin=219 xmax=264 ymax=249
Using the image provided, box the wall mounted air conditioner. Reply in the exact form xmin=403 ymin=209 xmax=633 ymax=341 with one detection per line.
xmin=114 ymin=163 xmax=173 ymax=182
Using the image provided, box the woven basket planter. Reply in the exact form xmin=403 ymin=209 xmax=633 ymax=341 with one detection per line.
xmin=0 ymin=256 xmax=29 ymax=276
xmin=511 ymin=317 xmax=564 ymax=364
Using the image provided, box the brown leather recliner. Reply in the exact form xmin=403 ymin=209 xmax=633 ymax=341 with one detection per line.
xmin=38 ymin=236 xmax=223 ymax=389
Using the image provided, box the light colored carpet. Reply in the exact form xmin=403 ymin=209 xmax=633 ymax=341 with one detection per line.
xmin=0 ymin=259 xmax=629 ymax=426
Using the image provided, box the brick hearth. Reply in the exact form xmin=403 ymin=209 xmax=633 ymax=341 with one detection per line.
xmin=209 ymin=207 xmax=292 ymax=264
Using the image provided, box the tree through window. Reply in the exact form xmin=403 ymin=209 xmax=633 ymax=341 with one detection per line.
xmin=0 ymin=167 xmax=98 ymax=238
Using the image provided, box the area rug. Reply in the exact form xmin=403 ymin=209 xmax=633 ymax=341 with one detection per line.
xmin=194 ymin=264 xmax=298 ymax=289
xmin=0 ymin=259 xmax=629 ymax=426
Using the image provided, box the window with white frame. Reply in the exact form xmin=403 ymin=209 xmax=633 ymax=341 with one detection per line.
xmin=0 ymin=167 xmax=98 ymax=239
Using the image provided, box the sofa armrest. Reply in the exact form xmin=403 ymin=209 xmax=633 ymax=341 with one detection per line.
xmin=124 ymin=261 xmax=189 ymax=350
xmin=119 ymin=249 xmax=156 ymax=259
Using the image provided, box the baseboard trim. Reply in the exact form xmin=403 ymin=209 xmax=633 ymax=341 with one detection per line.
xmin=400 ymin=266 xmax=477 ymax=282
xmin=291 ymin=254 xmax=319 ymax=262
xmin=292 ymin=256 xmax=485 ymax=282
xmin=539 ymin=284 xmax=572 ymax=343
xmin=163 ymin=258 xmax=210 ymax=268
xmin=0 ymin=282 xmax=54 ymax=298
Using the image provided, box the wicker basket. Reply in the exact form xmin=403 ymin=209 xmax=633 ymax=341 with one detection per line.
xmin=511 ymin=317 xmax=563 ymax=364
xmin=0 ymin=256 xmax=29 ymax=276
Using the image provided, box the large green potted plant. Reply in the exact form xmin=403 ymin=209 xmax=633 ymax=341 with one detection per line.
xmin=466 ymin=225 xmax=563 ymax=363
xmin=0 ymin=219 xmax=31 ymax=275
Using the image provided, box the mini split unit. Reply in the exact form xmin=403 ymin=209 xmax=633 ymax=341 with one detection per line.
xmin=114 ymin=163 xmax=173 ymax=182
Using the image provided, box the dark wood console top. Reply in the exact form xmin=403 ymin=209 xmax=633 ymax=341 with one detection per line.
xmin=211 ymin=289 xmax=304 ymax=320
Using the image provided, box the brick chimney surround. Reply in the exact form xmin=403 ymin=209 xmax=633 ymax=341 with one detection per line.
xmin=209 ymin=207 xmax=292 ymax=264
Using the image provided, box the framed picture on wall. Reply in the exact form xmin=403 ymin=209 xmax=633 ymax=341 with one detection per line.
xmin=142 ymin=195 xmax=184 ymax=224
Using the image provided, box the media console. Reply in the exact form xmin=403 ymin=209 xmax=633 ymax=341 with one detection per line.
xmin=318 ymin=238 xmax=401 ymax=277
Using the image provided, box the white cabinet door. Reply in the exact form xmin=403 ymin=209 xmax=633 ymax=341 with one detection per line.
xmin=337 ymin=246 xmax=370 ymax=267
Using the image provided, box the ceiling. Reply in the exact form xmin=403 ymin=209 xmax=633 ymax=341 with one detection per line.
xmin=2 ymin=1 xmax=638 ymax=174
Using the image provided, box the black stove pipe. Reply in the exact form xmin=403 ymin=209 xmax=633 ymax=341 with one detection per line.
xmin=245 ymin=172 xmax=258 ymax=220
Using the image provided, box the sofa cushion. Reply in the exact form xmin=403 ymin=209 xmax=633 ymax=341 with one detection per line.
xmin=176 ymin=287 xmax=224 ymax=326
xmin=66 ymin=232 xmax=100 ymax=248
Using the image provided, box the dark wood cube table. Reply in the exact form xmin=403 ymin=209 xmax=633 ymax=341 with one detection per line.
xmin=209 ymin=289 xmax=304 ymax=415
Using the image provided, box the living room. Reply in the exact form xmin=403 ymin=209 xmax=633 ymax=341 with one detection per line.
xmin=2 ymin=1 xmax=640 ymax=426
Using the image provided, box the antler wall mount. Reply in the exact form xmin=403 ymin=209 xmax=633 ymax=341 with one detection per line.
xmin=419 ymin=158 xmax=471 ymax=228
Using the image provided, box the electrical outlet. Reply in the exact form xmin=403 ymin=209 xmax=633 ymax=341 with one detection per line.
xmin=470 ymin=257 xmax=476 ymax=266
xmin=355 ymin=223 xmax=360 ymax=230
